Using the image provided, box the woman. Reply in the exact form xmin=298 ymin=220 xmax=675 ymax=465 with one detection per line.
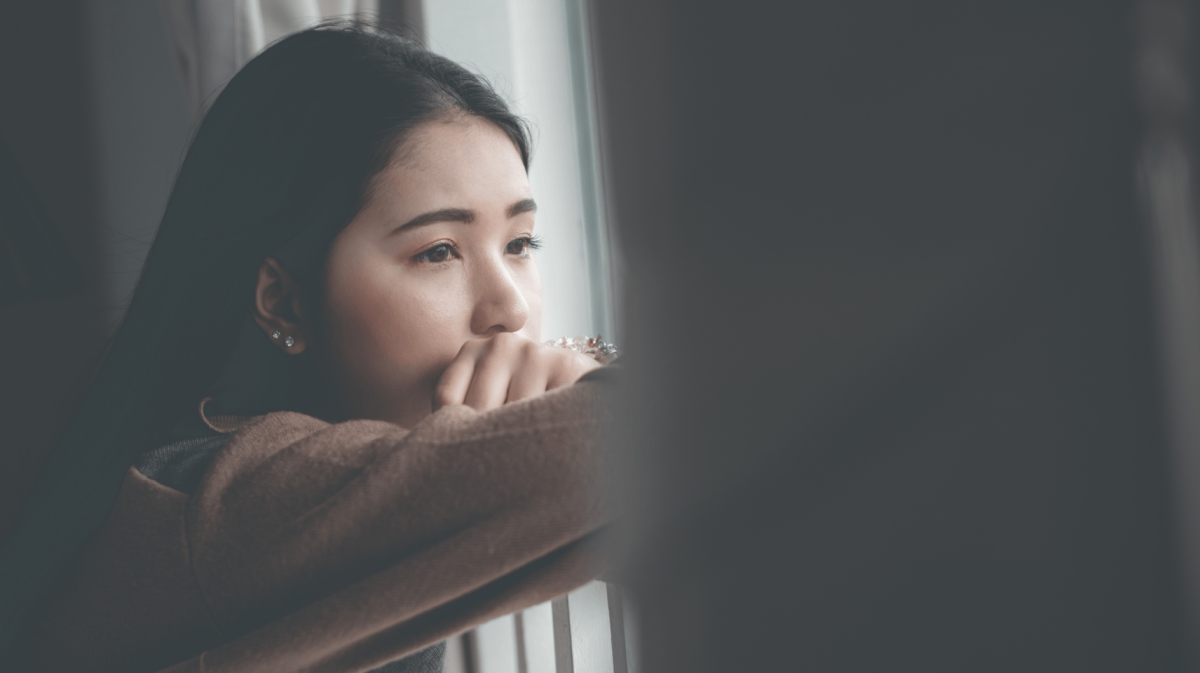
xmin=2 ymin=23 xmax=615 ymax=673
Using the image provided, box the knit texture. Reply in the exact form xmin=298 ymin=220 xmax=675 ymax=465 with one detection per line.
xmin=19 ymin=379 xmax=611 ymax=673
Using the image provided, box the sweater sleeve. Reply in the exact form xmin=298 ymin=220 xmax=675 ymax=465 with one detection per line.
xmin=169 ymin=381 xmax=611 ymax=673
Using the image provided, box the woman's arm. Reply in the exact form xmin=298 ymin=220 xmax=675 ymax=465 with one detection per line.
xmin=174 ymin=379 xmax=611 ymax=673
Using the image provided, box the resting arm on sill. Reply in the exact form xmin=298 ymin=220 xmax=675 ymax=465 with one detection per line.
xmin=19 ymin=377 xmax=614 ymax=673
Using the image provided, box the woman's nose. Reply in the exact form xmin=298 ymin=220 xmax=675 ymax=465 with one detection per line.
xmin=469 ymin=257 xmax=529 ymax=336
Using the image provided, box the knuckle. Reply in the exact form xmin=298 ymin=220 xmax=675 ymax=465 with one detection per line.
xmin=519 ymin=338 xmax=540 ymax=358
xmin=492 ymin=331 xmax=521 ymax=348
xmin=433 ymin=381 xmax=456 ymax=405
xmin=566 ymin=353 xmax=598 ymax=379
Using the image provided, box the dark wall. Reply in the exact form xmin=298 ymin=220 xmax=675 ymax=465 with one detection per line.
xmin=0 ymin=1 xmax=104 ymax=539
xmin=593 ymin=1 xmax=1192 ymax=670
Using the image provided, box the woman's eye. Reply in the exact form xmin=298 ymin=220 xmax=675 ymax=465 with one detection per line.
xmin=506 ymin=235 xmax=542 ymax=256
xmin=416 ymin=243 xmax=456 ymax=264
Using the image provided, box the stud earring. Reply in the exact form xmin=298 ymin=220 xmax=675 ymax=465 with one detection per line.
xmin=284 ymin=336 xmax=295 ymax=347
xmin=271 ymin=331 xmax=281 ymax=339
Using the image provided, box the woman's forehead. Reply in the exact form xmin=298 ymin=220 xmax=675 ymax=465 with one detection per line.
xmin=375 ymin=118 xmax=530 ymax=211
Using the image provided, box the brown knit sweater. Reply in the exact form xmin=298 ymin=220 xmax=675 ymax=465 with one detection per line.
xmin=18 ymin=380 xmax=611 ymax=673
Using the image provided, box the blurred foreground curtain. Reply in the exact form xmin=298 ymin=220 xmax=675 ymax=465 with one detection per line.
xmin=158 ymin=0 xmax=380 ymax=118
xmin=591 ymin=0 xmax=1198 ymax=670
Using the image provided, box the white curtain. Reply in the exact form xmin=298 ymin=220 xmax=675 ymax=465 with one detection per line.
xmin=159 ymin=0 xmax=379 ymax=117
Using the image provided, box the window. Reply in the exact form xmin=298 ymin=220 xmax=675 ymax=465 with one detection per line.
xmin=445 ymin=581 xmax=636 ymax=673
xmin=423 ymin=0 xmax=616 ymax=342
xmin=424 ymin=2 xmax=626 ymax=671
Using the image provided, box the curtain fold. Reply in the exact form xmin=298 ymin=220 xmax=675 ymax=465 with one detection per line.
xmin=158 ymin=0 xmax=379 ymax=118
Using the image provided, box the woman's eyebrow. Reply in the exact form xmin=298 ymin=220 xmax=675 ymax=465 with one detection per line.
xmin=390 ymin=208 xmax=475 ymax=234
xmin=390 ymin=199 xmax=536 ymax=236
xmin=507 ymin=198 xmax=537 ymax=218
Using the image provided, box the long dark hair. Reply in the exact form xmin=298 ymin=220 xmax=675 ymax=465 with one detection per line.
xmin=0 ymin=22 xmax=530 ymax=654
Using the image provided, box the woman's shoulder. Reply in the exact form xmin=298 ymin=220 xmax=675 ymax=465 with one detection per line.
xmin=133 ymin=434 xmax=232 ymax=495
xmin=131 ymin=403 xmax=333 ymax=495
xmin=135 ymin=375 xmax=615 ymax=496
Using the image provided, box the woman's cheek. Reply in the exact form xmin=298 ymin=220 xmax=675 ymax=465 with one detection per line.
xmin=355 ymin=271 xmax=467 ymax=376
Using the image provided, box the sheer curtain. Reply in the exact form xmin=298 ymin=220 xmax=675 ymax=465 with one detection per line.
xmin=158 ymin=0 xmax=379 ymax=117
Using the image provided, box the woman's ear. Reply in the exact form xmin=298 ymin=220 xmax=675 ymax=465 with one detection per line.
xmin=250 ymin=257 xmax=309 ymax=354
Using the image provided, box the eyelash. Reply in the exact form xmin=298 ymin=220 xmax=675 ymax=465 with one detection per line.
xmin=413 ymin=235 xmax=543 ymax=264
xmin=414 ymin=242 xmax=458 ymax=264
xmin=508 ymin=235 xmax=543 ymax=257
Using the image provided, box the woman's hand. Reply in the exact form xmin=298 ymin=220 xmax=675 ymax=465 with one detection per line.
xmin=433 ymin=332 xmax=602 ymax=412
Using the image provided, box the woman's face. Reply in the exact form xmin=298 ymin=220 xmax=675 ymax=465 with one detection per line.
xmin=317 ymin=117 xmax=542 ymax=427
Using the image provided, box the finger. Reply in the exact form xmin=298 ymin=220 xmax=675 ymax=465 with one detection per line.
xmin=433 ymin=344 xmax=481 ymax=411
xmin=546 ymin=351 xmax=602 ymax=391
xmin=506 ymin=357 xmax=550 ymax=403
xmin=462 ymin=349 xmax=513 ymax=411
